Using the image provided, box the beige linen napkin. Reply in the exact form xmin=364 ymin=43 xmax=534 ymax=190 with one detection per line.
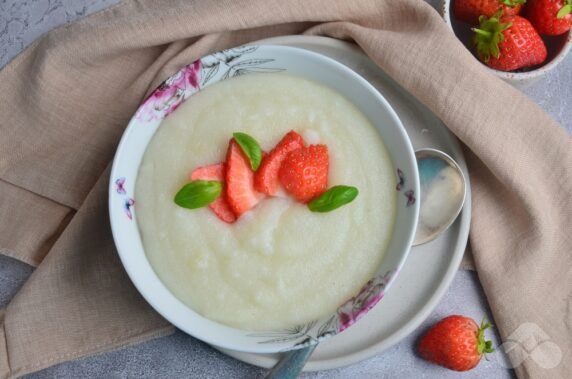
xmin=0 ymin=0 xmax=570 ymax=377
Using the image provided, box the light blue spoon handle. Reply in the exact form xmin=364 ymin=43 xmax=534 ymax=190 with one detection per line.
xmin=264 ymin=344 xmax=317 ymax=379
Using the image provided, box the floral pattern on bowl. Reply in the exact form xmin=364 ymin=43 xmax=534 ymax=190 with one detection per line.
xmin=114 ymin=177 xmax=135 ymax=220
xmin=134 ymin=46 xmax=285 ymax=123
xmin=109 ymin=45 xmax=420 ymax=354
xmin=135 ymin=60 xmax=201 ymax=122
xmin=395 ymin=168 xmax=416 ymax=207
xmin=337 ymin=270 xmax=396 ymax=332
xmin=246 ymin=269 xmax=396 ymax=351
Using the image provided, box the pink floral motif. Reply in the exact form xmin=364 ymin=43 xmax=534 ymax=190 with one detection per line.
xmin=405 ymin=190 xmax=416 ymax=207
xmin=337 ymin=270 xmax=396 ymax=332
xmin=115 ymin=177 xmax=135 ymax=221
xmin=136 ymin=60 xmax=202 ymax=122
xmin=188 ymin=60 xmax=200 ymax=88
xmin=115 ymin=177 xmax=126 ymax=194
xmin=124 ymin=198 xmax=135 ymax=220
xmin=396 ymin=168 xmax=405 ymax=191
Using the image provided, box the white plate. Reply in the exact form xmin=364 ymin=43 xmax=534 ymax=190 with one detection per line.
xmin=216 ymin=35 xmax=471 ymax=371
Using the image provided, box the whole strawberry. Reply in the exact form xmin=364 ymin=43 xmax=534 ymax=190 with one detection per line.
xmin=473 ymin=12 xmax=547 ymax=71
xmin=526 ymin=0 xmax=572 ymax=35
xmin=417 ymin=316 xmax=494 ymax=371
xmin=454 ymin=0 xmax=526 ymax=25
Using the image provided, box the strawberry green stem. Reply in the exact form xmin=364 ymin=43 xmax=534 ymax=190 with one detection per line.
xmin=500 ymin=0 xmax=526 ymax=7
xmin=473 ymin=29 xmax=492 ymax=38
xmin=477 ymin=319 xmax=495 ymax=355
xmin=472 ymin=12 xmax=512 ymax=62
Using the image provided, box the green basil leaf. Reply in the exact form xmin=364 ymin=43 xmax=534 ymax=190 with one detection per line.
xmin=557 ymin=4 xmax=572 ymax=19
xmin=174 ymin=180 xmax=222 ymax=209
xmin=233 ymin=132 xmax=262 ymax=171
xmin=308 ymin=185 xmax=359 ymax=213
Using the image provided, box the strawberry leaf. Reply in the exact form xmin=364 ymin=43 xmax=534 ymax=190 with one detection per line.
xmin=174 ymin=180 xmax=222 ymax=209
xmin=473 ymin=12 xmax=512 ymax=62
xmin=233 ymin=132 xmax=263 ymax=171
xmin=500 ymin=0 xmax=526 ymax=7
xmin=308 ymin=185 xmax=359 ymax=212
xmin=477 ymin=319 xmax=495 ymax=355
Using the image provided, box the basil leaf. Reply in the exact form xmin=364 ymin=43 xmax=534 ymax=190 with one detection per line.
xmin=174 ymin=180 xmax=222 ymax=209
xmin=308 ymin=185 xmax=359 ymax=213
xmin=557 ymin=4 xmax=571 ymax=19
xmin=233 ymin=132 xmax=262 ymax=171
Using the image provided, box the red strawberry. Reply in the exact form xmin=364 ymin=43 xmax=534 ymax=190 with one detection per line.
xmin=254 ymin=131 xmax=305 ymax=196
xmin=417 ymin=316 xmax=495 ymax=371
xmin=225 ymin=139 xmax=264 ymax=216
xmin=279 ymin=145 xmax=329 ymax=203
xmin=453 ymin=0 xmax=525 ymax=25
xmin=190 ymin=163 xmax=237 ymax=224
xmin=473 ymin=13 xmax=547 ymax=71
xmin=526 ymin=0 xmax=572 ymax=35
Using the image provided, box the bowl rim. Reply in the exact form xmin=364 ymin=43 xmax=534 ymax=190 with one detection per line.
xmin=440 ymin=0 xmax=572 ymax=81
xmin=108 ymin=44 xmax=420 ymax=353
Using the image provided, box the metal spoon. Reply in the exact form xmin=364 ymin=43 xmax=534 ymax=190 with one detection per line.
xmin=412 ymin=148 xmax=466 ymax=246
xmin=265 ymin=148 xmax=467 ymax=379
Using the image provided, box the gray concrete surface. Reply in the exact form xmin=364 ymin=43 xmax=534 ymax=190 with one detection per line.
xmin=1 ymin=0 xmax=569 ymax=378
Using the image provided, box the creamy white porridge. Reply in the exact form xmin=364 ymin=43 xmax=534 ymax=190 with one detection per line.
xmin=136 ymin=73 xmax=396 ymax=330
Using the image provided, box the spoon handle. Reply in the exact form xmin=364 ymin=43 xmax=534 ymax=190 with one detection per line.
xmin=264 ymin=344 xmax=317 ymax=379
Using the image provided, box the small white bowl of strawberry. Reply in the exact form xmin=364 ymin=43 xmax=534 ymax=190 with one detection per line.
xmin=441 ymin=0 xmax=572 ymax=86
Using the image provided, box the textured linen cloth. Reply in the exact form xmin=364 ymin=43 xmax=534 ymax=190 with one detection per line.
xmin=0 ymin=0 xmax=570 ymax=377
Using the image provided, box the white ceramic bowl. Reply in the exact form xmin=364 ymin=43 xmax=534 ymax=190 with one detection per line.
xmin=109 ymin=45 xmax=420 ymax=353
xmin=441 ymin=0 xmax=572 ymax=87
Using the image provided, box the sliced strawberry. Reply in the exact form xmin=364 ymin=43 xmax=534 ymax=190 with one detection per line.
xmin=254 ymin=131 xmax=305 ymax=196
xmin=226 ymin=140 xmax=264 ymax=216
xmin=190 ymin=163 xmax=236 ymax=224
xmin=279 ymin=144 xmax=329 ymax=203
xmin=190 ymin=163 xmax=225 ymax=181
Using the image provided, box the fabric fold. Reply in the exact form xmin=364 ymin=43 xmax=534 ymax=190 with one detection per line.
xmin=0 ymin=309 xmax=9 ymax=379
xmin=1 ymin=167 xmax=174 ymax=379
xmin=0 ymin=0 xmax=570 ymax=377
xmin=0 ymin=180 xmax=74 ymax=267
